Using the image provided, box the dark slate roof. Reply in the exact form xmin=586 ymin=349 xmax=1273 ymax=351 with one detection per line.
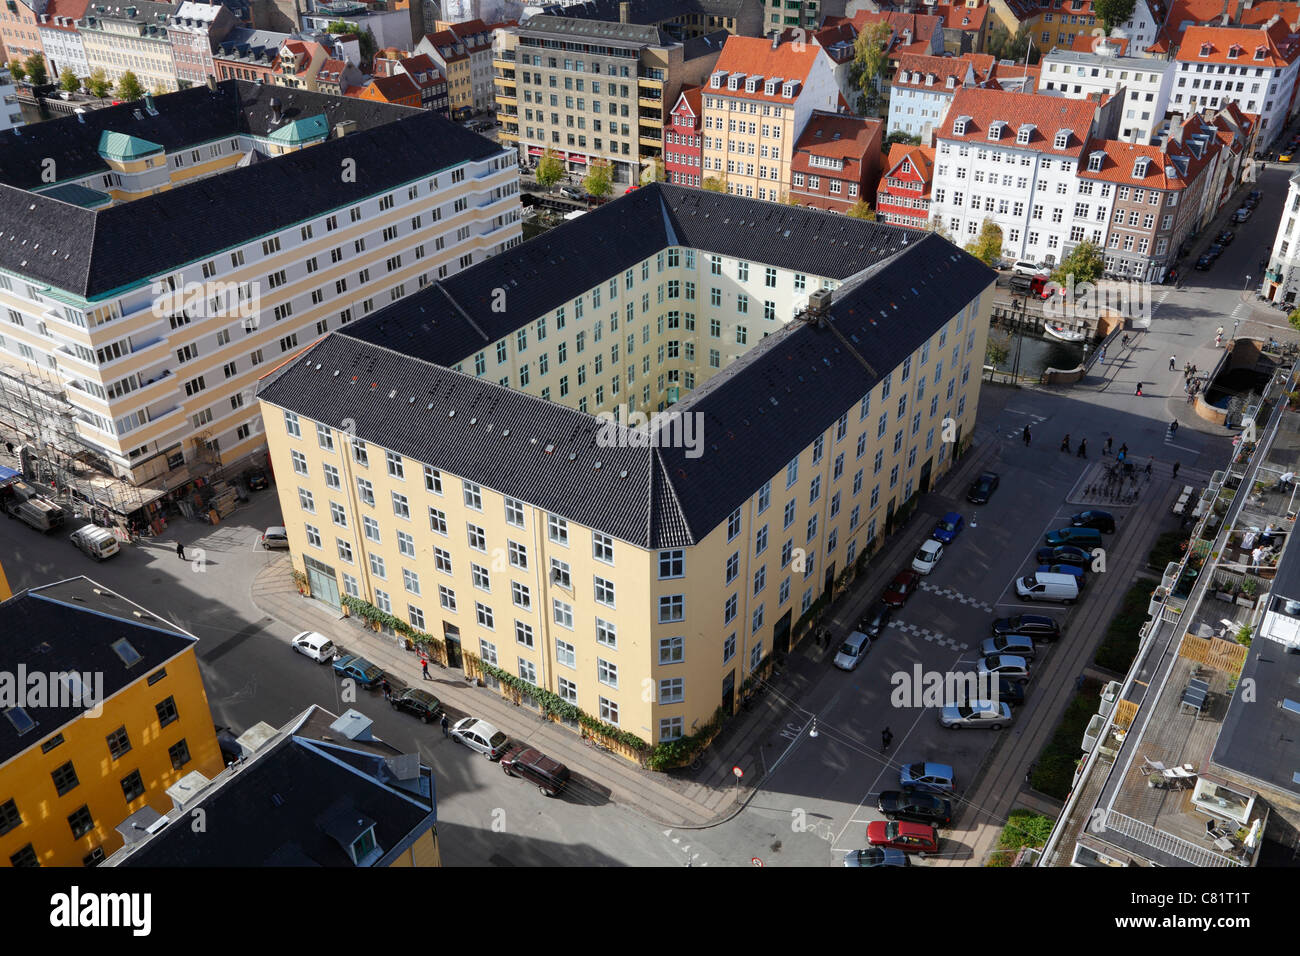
xmin=543 ymin=0 xmax=749 ymax=23
xmin=1211 ymin=636 xmax=1300 ymax=799
xmin=0 ymin=80 xmax=501 ymax=299
xmin=522 ymin=14 xmax=669 ymax=44
xmin=263 ymin=187 xmax=994 ymax=547
xmin=113 ymin=730 xmax=436 ymax=866
xmin=1270 ymin=523 xmax=1300 ymax=604
xmin=0 ymin=577 xmax=197 ymax=765
xmin=683 ymin=29 xmax=730 ymax=59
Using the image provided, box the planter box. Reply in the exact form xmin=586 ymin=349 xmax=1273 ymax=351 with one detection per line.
xmin=1236 ymin=596 xmax=1256 ymax=608
xmin=1215 ymin=591 xmax=1237 ymax=602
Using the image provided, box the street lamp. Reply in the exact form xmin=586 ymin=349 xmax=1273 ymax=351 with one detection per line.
xmin=1010 ymin=296 xmax=1026 ymax=383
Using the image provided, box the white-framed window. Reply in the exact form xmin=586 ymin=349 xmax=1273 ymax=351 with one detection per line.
xmin=516 ymin=620 xmax=535 ymax=648
xmin=548 ymin=514 xmax=569 ymax=544
xmin=512 ymin=581 xmax=532 ymax=610
xmin=553 ymin=598 xmax=574 ymax=628
xmin=592 ymin=532 xmax=615 ymax=564
xmin=369 ymin=553 xmax=386 ymax=578
xmin=471 ymin=563 xmax=491 ymax=591
xmin=424 ymin=466 xmax=443 ymax=493
xmin=356 ymin=477 xmax=374 ymax=506
xmin=599 ymin=697 xmax=619 ymax=725
xmin=594 ymin=576 xmax=616 ymax=607
xmin=596 ymin=617 xmax=617 ymax=649
xmin=597 ymin=658 xmax=618 ymax=688
xmin=397 ymin=530 xmax=416 ymax=557
xmin=504 ymin=496 xmax=525 ymax=528
xmin=392 ymin=492 xmax=410 ymax=519
xmin=467 ymin=524 xmax=487 ymax=551
xmin=438 ymin=584 xmax=457 ymax=611
xmin=463 ymin=480 xmax=483 ymax=510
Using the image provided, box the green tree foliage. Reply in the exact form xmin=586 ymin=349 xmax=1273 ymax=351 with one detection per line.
xmin=884 ymin=130 xmax=922 ymax=150
xmin=846 ymin=200 xmax=876 ymax=220
xmin=7 ymin=60 xmax=25 ymax=83
xmin=535 ymin=148 xmax=565 ymax=188
xmin=59 ymin=68 xmax=79 ymax=93
xmin=988 ymin=24 xmax=1037 ymax=63
xmin=1287 ymin=308 xmax=1300 ymax=331
xmin=583 ymin=159 xmax=612 ymax=198
xmin=853 ymin=21 xmax=893 ymax=106
xmin=25 ymin=54 xmax=46 ymax=86
xmin=965 ymin=219 xmax=1004 ymax=266
xmin=1052 ymin=240 xmax=1105 ymax=285
xmin=116 ymin=71 xmax=144 ymax=102
xmin=1094 ymin=0 xmax=1136 ymax=33
xmin=701 ymin=175 xmax=726 ymax=192
xmin=87 ymin=68 xmax=111 ymax=100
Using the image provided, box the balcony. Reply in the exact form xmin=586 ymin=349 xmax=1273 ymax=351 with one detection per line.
xmin=637 ymin=68 xmax=664 ymax=83
xmin=495 ymin=51 xmax=516 ymax=62
xmin=638 ymin=96 xmax=663 ymax=110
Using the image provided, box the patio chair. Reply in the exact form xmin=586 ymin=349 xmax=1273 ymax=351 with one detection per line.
xmin=1139 ymin=756 xmax=1168 ymax=775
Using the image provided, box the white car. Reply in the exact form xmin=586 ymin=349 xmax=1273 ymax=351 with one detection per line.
xmin=940 ymin=700 xmax=1013 ymax=730
xmin=832 ymin=631 xmax=872 ymax=671
xmin=290 ymin=630 xmax=335 ymax=663
xmin=261 ymin=526 xmax=290 ymax=549
xmin=911 ymin=538 xmax=944 ymax=575
xmin=450 ymin=717 xmax=510 ymax=759
xmin=1011 ymin=259 xmax=1043 ymax=276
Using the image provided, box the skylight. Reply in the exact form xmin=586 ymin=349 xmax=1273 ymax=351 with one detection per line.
xmin=112 ymin=637 xmax=142 ymax=667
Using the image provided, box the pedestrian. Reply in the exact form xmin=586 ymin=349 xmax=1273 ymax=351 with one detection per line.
xmin=440 ymin=713 xmax=450 ymax=737
xmin=1077 ymin=438 xmax=1087 ymax=458
xmin=1104 ymin=436 xmax=1113 ymax=455
xmin=1023 ymin=425 xmax=1031 ymax=446
xmin=380 ymin=677 xmax=391 ymax=700
xmin=1171 ymin=420 xmax=1179 ymax=434
xmin=1170 ymin=355 xmax=1176 ymax=371
xmin=1216 ymin=326 xmax=1225 ymax=346
xmin=421 ymin=655 xmax=430 ymax=680
xmin=1172 ymin=461 xmax=1181 ymax=479
xmin=1061 ymin=433 xmax=1071 ymax=452
xmin=1146 ymin=457 xmax=1154 ymax=476
xmin=1122 ymin=333 xmax=1130 ymax=347
xmin=1075 ymin=674 xmax=1086 ymax=691
xmin=1135 ymin=381 xmax=1144 ymax=396
xmin=1119 ymin=443 xmax=1128 ymax=458
xmin=176 ymin=541 xmax=185 ymax=560
xmin=881 ymin=727 xmax=893 ymax=752
xmin=1099 ymin=347 xmax=1107 ymax=364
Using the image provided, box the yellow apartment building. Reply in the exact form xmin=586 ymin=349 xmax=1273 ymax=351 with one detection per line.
xmin=0 ymin=577 xmax=223 ymax=867
xmin=257 ymin=185 xmax=994 ymax=759
xmin=0 ymin=80 xmax=521 ymax=512
xmin=77 ymin=0 xmax=180 ymax=92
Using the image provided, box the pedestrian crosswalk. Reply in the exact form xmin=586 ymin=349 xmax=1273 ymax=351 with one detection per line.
xmin=1004 ymin=407 xmax=1049 ymax=440
xmin=917 ymin=580 xmax=994 ymax=613
xmin=887 ymin=618 xmax=970 ymax=652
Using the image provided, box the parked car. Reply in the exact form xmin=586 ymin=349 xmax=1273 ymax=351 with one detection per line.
xmin=243 ymin=468 xmax=270 ymax=490
xmin=843 ymin=847 xmax=910 ymax=867
xmin=991 ymin=614 xmax=1061 ymax=640
xmin=940 ymin=700 xmax=1014 ymax=730
xmin=1215 ymin=230 xmax=1235 ymax=245
xmin=1204 ymin=243 xmax=1225 ymax=259
xmin=980 ymin=634 xmax=1037 ymax=661
xmin=214 ymin=724 xmax=243 ymax=765
xmin=500 ymin=745 xmax=571 ymax=796
xmin=866 ymin=820 xmax=939 ymax=853
xmin=450 ymin=717 xmax=511 ymax=759
xmin=1036 ymin=544 xmax=1091 ymax=567
xmin=931 ymin=511 xmax=964 ymax=543
xmin=332 ymin=653 xmax=384 ymax=688
xmin=911 ymin=538 xmax=944 ymax=575
xmin=882 ymin=569 xmax=921 ymax=607
xmin=978 ymin=654 xmax=1031 ymax=684
xmin=858 ymin=601 xmax=893 ymax=636
xmin=558 ymin=185 xmax=585 ymax=200
xmin=1037 ymin=563 xmax=1086 ymax=585
xmin=1043 ymin=526 xmax=1103 ymax=548
xmin=1248 ymin=190 xmax=1262 ymax=202
xmin=1231 ymin=207 xmax=1252 ymax=223
xmin=876 ymin=790 xmax=953 ymax=826
xmin=899 ymin=761 xmax=957 ymax=794
xmin=995 ymin=678 xmax=1027 ymax=708
xmin=1280 ymin=151 xmax=1294 ymax=162
xmin=290 ymin=630 xmax=335 ymax=663
xmin=261 ymin=525 xmax=290 ymax=549
xmin=833 ymin=630 xmax=872 ymax=671
xmin=1195 ymin=254 xmax=1215 ymax=271
xmin=389 ymin=687 xmax=442 ymax=723
xmin=70 ymin=525 xmax=120 ymax=561
xmin=966 ymin=471 xmax=1000 ymax=504
xmin=1244 ymin=195 xmax=1260 ymax=210
xmin=1011 ymin=259 xmax=1044 ymax=276
xmin=1070 ymin=509 xmax=1116 ymax=533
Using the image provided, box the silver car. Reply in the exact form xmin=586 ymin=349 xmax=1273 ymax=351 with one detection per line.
xmin=940 ymin=700 xmax=1013 ymax=730
xmin=978 ymin=654 xmax=1030 ymax=684
xmin=980 ymin=634 xmax=1036 ymax=661
xmin=450 ymin=717 xmax=510 ymax=759
xmin=833 ymin=630 xmax=872 ymax=671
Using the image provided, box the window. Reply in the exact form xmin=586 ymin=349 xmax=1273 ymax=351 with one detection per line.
xmin=438 ymin=585 xmax=457 ymax=611
xmin=659 ymin=635 xmax=684 ymax=664
xmin=68 ymin=805 xmax=95 ymax=839
xmin=392 ymin=492 xmax=410 ymax=520
xmin=504 ymin=497 xmax=525 ymax=528
xmin=467 ymin=524 xmax=487 ymax=551
xmin=106 ymin=726 xmax=131 ymax=760
xmin=594 ymin=576 xmax=616 ymax=607
xmin=508 ymin=541 xmax=529 ymax=570
xmin=597 ymin=658 xmax=619 ymax=688
xmin=515 ymin=620 xmax=535 ymax=648
xmin=155 ymin=696 xmax=179 ymax=728
xmin=463 ymin=481 xmax=483 ymax=510
xmin=659 ymin=549 xmax=684 ymax=578
xmin=385 ymin=451 xmax=404 ymax=479
xmin=52 ymin=761 xmax=80 ymax=796
xmin=424 ymin=467 xmax=443 ymax=494
xmin=168 ymin=739 xmax=191 ymax=771
xmin=548 ymin=515 xmax=569 ymax=544
xmin=592 ymin=532 xmax=615 ymax=564
xmin=659 ymin=594 xmax=685 ymax=622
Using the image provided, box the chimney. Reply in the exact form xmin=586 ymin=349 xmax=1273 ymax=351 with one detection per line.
xmin=772 ymin=31 xmax=780 ymax=50
xmin=144 ymin=91 xmax=156 ymax=115
xmin=619 ymin=1 xmax=630 ymax=23
xmin=335 ymin=119 xmax=356 ymax=138
xmin=206 ymin=74 xmax=217 ymax=92
xmin=269 ymin=96 xmax=282 ymax=124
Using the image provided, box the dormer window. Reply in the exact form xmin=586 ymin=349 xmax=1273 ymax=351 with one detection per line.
xmin=744 ymin=77 xmax=758 ymax=93
xmin=1017 ymin=124 xmax=1034 ymax=144
xmin=710 ymin=72 xmax=723 ymax=88
xmin=1088 ymin=151 xmax=1104 ymax=172
xmin=782 ymin=81 xmax=796 ymax=97
xmin=764 ymin=79 xmax=775 ymax=94
xmin=1133 ymin=157 xmax=1149 ymax=176
xmin=925 ymin=73 xmax=935 ymax=86
xmin=727 ymin=74 xmax=741 ymax=90
xmin=1199 ymin=42 xmax=1212 ymax=57
xmin=1227 ymin=44 xmax=1241 ymax=59
xmin=988 ymin=120 xmax=1005 ymax=140
xmin=1053 ymin=129 xmax=1070 ymax=149
xmin=952 ymin=115 xmax=969 ymax=135
xmin=1254 ymin=46 xmax=1267 ymax=60
xmin=945 ymin=75 xmax=956 ymax=89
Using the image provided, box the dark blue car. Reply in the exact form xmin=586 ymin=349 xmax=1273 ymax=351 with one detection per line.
xmin=332 ymin=654 xmax=384 ymax=688
xmin=931 ymin=512 xmax=964 ymax=543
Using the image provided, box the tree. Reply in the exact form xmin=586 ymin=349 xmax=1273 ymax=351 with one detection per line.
xmin=928 ymin=217 xmax=952 ymax=241
xmin=638 ymin=156 xmax=665 ymax=185
xmin=701 ymin=175 xmax=727 ymax=192
xmin=7 ymin=60 xmax=25 ymax=84
xmin=1052 ymin=241 xmax=1105 ymax=285
xmin=1094 ymin=0 xmax=1136 ymax=33
xmin=853 ymin=21 xmax=893 ymax=108
xmin=116 ymin=70 xmax=144 ymax=102
xmin=884 ymin=130 xmax=922 ymax=150
xmin=986 ymin=331 xmax=1011 ymax=368
xmin=965 ymin=219 xmax=1004 ymax=266
xmin=87 ymin=68 xmax=111 ymax=100
xmin=988 ymin=23 xmax=1036 ymax=64
xmin=846 ymin=200 xmax=876 ymax=220
xmin=1288 ymin=308 xmax=1300 ymax=332
xmin=25 ymin=54 xmax=46 ymax=86
xmin=59 ymin=68 xmax=79 ymax=93
xmin=152 ymin=84 xmax=170 ymax=96
xmin=535 ymin=148 xmax=564 ymax=188
xmin=583 ymin=159 xmax=612 ymax=199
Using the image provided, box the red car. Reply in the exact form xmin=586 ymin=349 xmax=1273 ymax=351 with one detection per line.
xmin=882 ymin=569 xmax=920 ymax=607
xmin=866 ymin=820 xmax=939 ymax=854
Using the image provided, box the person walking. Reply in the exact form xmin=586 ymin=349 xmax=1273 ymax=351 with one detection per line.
xmin=440 ymin=713 xmax=450 ymax=737
xmin=1169 ymin=355 xmax=1176 ymax=371
xmin=1023 ymin=425 xmax=1031 ymax=446
xmin=1216 ymin=326 xmax=1225 ymax=347
xmin=380 ymin=678 xmax=391 ymax=700
xmin=421 ymin=655 xmax=430 ymax=680
xmin=1171 ymin=419 xmax=1179 ymax=434
xmin=1060 ymin=433 xmax=1071 ymax=452
xmin=881 ymin=727 xmax=893 ymax=752
xmin=175 ymin=541 xmax=185 ymax=560
xmin=1121 ymin=333 xmax=1130 ymax=347
xmin=1099 ymin=346 xmax=1107 ymax=364
xmin=1146 ymin=457 xmax=1154 ymax=476
xmin=1104 ymin=436 xmax=1113 ymax=455
xmin=1119 ymin=443 xmax=1128 ymax=459
xmin=1135 ymin=381 xmax=1144 ymax=396
xmin=1172 ymin=461 xmax=1181 ymax=479
xmin=1077 ymin=438 xmax=1087 ymax=458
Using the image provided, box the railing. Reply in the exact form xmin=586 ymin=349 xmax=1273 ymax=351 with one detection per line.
xmin=1105 ymin=810 xmax=1242 ymax=867
xmin=637 ymin=68 xmax=664 ymax=81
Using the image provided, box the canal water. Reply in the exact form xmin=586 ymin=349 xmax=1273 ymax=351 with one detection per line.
xmin=990 ymin=333 xmax=1087 ymax=377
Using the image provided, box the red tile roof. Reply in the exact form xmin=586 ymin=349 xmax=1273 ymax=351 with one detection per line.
xmin=318 ymin=57 xmax=345 ymax=81
xmin=710 ymin=36 xmax=825 ymax=103
xmin=1163 ymin=0 xmax=1300 ymax=46
xmin=850 ymin=10 xmax=943 ymax=57
xmin=883 ymin=142 xmax=935 ymax=187
xmin=892 ymin=52 xmax=995 ymax=90
xmin=1069 ymin=32 xmax=1130 ymax=54
xmin=793 ymin=112 xmax=882 ymax=164
xmin=367 ymin=73 xmax=420 ymax=102
xmin=932 ymin=3 xmax=988 ymax=32
xmin=1177 ymin=20 xmax=1300 ymax=65
xmin=939 ymin=87 xmax=1098 ymax=157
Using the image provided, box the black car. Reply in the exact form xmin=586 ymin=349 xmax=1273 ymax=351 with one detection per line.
xmin=1070 ymin=509 xmax=1116 ymax=533
xmin=1205 ymin=243 xmax=1225 ymax=259
xmin=995 ymin=678 xmax=1026 ymax=708
xmin=967 ymin=471 xmax=1000 ymax=504
xmin=390 ymin=687 xmax=442 ymax=723
xmin=1036 ymin=545 xmax=1091 ymax=567
xmin=876 ymin=790 xmax=954 ymax=827
xmin=1244 ymin=196 xmax=1260 ymax=209
xmin=243 ymin=468 xmax=269 ymax=491
xmin=1215 ymin=230 xmax=1234 ymax=245
xmin=1195 ymin=254 xmax=1215 ymax=270
xmin=858 ymin=601 xmax=893 ymax=637
xmin=991 ymin=614 xmax=1061 ymax=641
xmin=1248 ymin=190 xmax=1262 ymax=202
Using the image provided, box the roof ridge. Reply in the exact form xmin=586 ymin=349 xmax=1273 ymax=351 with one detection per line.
xmin=652 ymin=447 xmax=695 ymax=547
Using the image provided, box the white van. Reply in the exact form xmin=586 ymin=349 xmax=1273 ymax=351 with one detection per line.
xmin=290 ymin=630 xmax=336 ymax=663
xmin=70 ymin=526 xmax=120 ymax=561
xmin=1012 ymin=259 xmax=1044 ymax=276
xmin=1016 ymin=571 xmax=1079 ymax=605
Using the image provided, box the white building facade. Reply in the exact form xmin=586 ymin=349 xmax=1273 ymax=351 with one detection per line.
xmin=1039 ymin=48 xmax=1175 ymax=143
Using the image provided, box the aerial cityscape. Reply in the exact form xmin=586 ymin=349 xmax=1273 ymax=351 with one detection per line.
xmin=0 ymin=0 xmax=1295 ymax=896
